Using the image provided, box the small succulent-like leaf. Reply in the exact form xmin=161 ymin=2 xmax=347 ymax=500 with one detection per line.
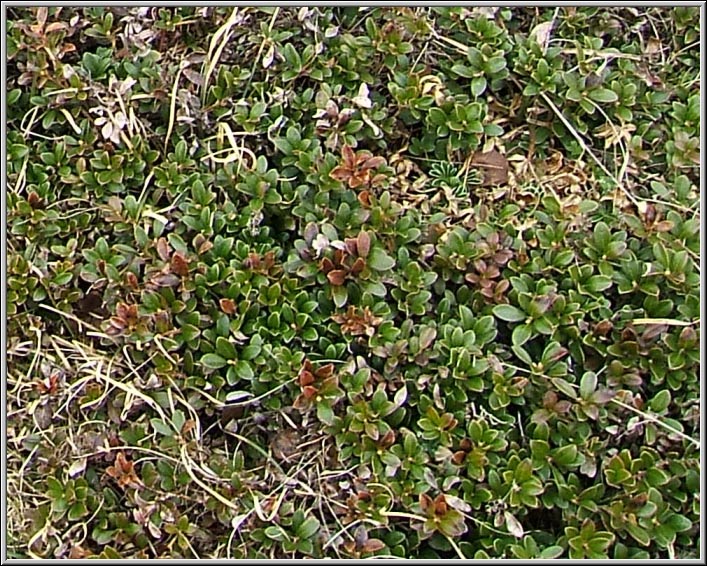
xmin=493 ymin=304 xmax=526 ymax=322
xmin=200 ymin=353 xmax=228 ymax=370
xmin=368 ymin=247 xmax=395 ymax=271
xmin=296 ymin=516 xmax=321 ymax=540
xmin=579 ymin=372 xmax=598 ymax=399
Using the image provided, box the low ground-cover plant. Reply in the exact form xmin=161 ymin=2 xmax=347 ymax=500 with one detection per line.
xmin=6 ymin=6 xmax=700 ymax=559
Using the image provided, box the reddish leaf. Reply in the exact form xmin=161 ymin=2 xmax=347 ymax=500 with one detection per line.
xmin=319 ymin=257 xmax=335 ymax=273
xmin=27 ymin=191 xmax=43 ymax=208
xmin=379 ymin=429 xmax=396 ymax=448
xmin=350 ymin=257 xmax=366 ymax=276
xmin=243 ymin=253 xmax=261 ymax=270
xmin=116 ymin=303 xmax=137 ymax=322
xmin=327 ymin=269 xmax=347 ymax=286
xmin=298 ymin=370 xmax=315 ymax=387
xmin=333 ymin=248 xmax=346 ymax=267
xmin=302 ymin=385 xmax=319 ymax=399
xmin=344 ymin=238 xmax=358 ymax=256
xmin=356 ymin=231 xmax=371 ymax=258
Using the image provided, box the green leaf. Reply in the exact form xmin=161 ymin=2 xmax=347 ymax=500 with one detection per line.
xmin=471 ymin=76 xmax=487 ymax=97
xmin=552 ymin=445 xmax=578 ymax=467
xmin=493 ymin=304 xmax=526 ymax=322
xmin=579 ymin=372 xmax=597 ymax=398
xmin=552 ymin=378 xmax=578 ymax=400
xmin=650 ymin=390 xmax=671 ymax=412
xmin=584 ymin=275 xmax=612 ymax=293
xmin=200 ymin=353 xmax=228 ymax=370
xmin=451 ymin=64 xmax=475 ymax=78
xmin=368 ymin=247 xmax=396 ymax=271
xmin=235 ymin=360 xmax=254 ymax=380
xmin=512 ymin=324 xmax=533 ymax=347
xmin=215 ymin=337 xmax=237 ymax=359
xmin=151 ymin=418 xmax=174 ymax=437
xmin=512 ymin=345 xmax=533 ymax=366
xmin=664 ymin=513 xmax=693 ymax=532
xmin=539 ymin=546 xmax=565 ymax=559
xmin=644 ymin=467 xmax=669 ymax=487
xmin=331 ymin=284 xmax=348 ymax=308
xmin=241 ymin=344 xmax=261 ymax=360
xmin=588 ymin=88 xmax=618 ymax=103
xmin=317 ymin=402 xmax=335 ymax=425
xmin=179 ymin=324 xmax=201 ymax=342
xmin=626 ymin=522 xmax=651 ymax=547
xmin=297 ymin=516 xmax=321 ymax=539
xmin=68 ymin=501 xmax=89 ymax=521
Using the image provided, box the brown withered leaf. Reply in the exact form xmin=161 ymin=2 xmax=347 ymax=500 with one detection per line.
xmin=28 ymin=191 xmax=44 ymax=208
xmin=116 ymin=303 xmax=138 ymax=324
xmin=149 ymin=272 xmax=181 ymax=288
xmin=220 ymin=298 xmax=237 ymax=315
xmin=156 ymin=237 xmax=171 ymax=262
xmin=198 ymin=240 xmax=214 ymax=254
xmin=360 ymin=539 xmax=386 ymax=553
xmin=357 ymin=190 xmax=372 ymax=207
xmin=419 ymin=493 xmax=433 ymax=513
xmin=641 ymin=323 xmax=668 ymax=343
xmin=451 ymin=451 xmax=467 ymax=465
xmin=106 ymin=451 xmax=143 ymax=490
xmin=270 ymin=429 xmax=300 ymax=461
xmin=76 ymin=290 xmax=105 ymax=317
xmin=220 ymin=404 xmax=245 ymax=426
xmin=470 ymin=149 xmax=509 ymax=186
xmin=124 ymin=272 xmax=139 ymax=290
xmin=170 ymin=252 xmax=190 ymax=276
xmin=433 ymin=494 xmax=448 ymax=515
